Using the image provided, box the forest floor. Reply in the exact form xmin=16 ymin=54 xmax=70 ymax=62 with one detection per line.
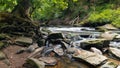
xmin=0 ymin=45 xmax=30 ymax=68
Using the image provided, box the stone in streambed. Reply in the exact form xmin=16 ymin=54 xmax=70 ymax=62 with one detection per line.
xmin=73 ymin=49 xmax=107 ymax=66
xmin=80 ymin=39 xmax=109 ymax=51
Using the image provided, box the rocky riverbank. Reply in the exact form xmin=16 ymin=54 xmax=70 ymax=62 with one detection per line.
xmin=1 ymin=24 xmax=120 ymax=68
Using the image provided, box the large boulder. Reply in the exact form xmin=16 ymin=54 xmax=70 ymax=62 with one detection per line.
xmin=73 ymin=49 xmax=107 ymax=66
xmin=45 ymin=33 xmax=65 ymax=45
xmin=80 ymin=39 xmax=110 ymax=51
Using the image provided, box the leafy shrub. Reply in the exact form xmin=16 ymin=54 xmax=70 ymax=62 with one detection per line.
xmin=112 ymin=17 xmax=120 ymax=28
xmin=86 ymin=7 xmax=120 ymax=27
xmin=88 ymin=9 xmax=113 ymax=24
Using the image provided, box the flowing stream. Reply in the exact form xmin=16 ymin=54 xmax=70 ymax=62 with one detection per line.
xmin=42 ymin=27 xmax=120 ymax=68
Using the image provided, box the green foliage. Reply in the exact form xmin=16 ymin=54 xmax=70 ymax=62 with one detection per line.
xmin=88 ymin=9 xmax=113 ymax=23
xmin=1 ymin=0 xmax=120 ymax=28
xmin=112 ymin=17 xmax=120 ymax=28
xmin=31 ymin=0 xmax=68 ymax=20
xmin=0 ymin=0 xmax=17 ymax=12
xmin=87 ymin=7 xmax=120 ymax=27
xmin=112 ymin=8 xmax=120 ymax=28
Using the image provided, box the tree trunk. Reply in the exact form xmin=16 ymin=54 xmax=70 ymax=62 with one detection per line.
xmin=11 ymin=0 xmax=31 ymax=20
xmin=0 ymin=0 xmax=40 ymax=37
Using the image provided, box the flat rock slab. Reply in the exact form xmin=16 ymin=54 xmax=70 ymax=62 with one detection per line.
xmin=109 ymin=47 xmax=120 ymax=59
xmin=99 ymin=61 xmax=117 ymax=68
xmin=15 ymin=37 xmax=32 ymax=45
xmin=73 ymin=49 xmax=107 ymax=66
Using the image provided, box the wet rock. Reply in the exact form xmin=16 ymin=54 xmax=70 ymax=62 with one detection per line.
xmin=73 ymin=49 xmax=107 ymax=66
xmin=27 ymin=58 xmax=45 ymax=68
xmin=0 ymin=51 xmax=6 ymax=60
xmin=109 ymin=47 xmax=120 ymax=59
xmin=54 ymin=48 xmax=64 ymax=56
xmin=99 ymin=61 xmax=117 ymax=68
xmin=80 ymin=39 xmax=109 ymax=51
xmin=101 ymin=31 xmax=118 ymax=40
xmin=45 ymin=33 xmax=65 ymax=45
xmin=39 ymin=57 xmax=57 ymax=65
xmin=37 ymin=39 xmax=45 ymax=47
xmin=15 ymin=37 xmax=33 ymax=46
xmin=47 ymin=33 xmax=65 ymax=39
xmin=26 ymin=43 xmax=39 ymax=53
xmin=90 ymin=47 xmax=102 ymax=55
xmin=61 ymin=41 xmax=69 ymax=49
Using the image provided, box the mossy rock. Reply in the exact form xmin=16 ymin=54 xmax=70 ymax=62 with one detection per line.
xmin=80 ymin=39 xmax=110 ymax=50
xmin=15 ymin=37 xmax=33 ymax=46
xmin=27 ymin=58 xmax=45 ymax=68
xmin=0 ymin=42 xmax=6 ymax=49
xmin=0 ymin=51 xmax=6 ymax=60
